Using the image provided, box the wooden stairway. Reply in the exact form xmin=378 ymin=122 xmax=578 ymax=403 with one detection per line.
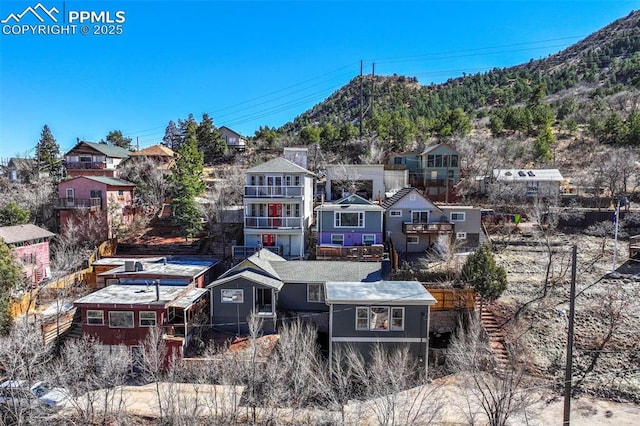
xmin=476 ymin=300 xmax=509 ymax=372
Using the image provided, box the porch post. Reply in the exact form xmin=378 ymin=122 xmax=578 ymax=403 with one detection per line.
xmin=425 ymin=305 xmax=431 ymax=378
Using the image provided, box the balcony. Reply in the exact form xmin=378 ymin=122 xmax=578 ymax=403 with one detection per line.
xmin=54 ymin=197 xmax=102 ymax=210
xmin=244 ymin=216 xmax=302 ymax=229
xmin=232 ymin=245 xmax=283 ymax=260
xmin=244 ymin=185 xmax=303 ymax=198
xmin=64 ymin=161 xmax=107 ymax=170
xmin=315 ymin=244 xmax=384 ymax=261
xmin=402 ymin=222 xmax=454 ymax=234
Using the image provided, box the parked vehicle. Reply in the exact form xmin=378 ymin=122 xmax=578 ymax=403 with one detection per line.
xmin=0 ymin=380 xmax=71 ymax=410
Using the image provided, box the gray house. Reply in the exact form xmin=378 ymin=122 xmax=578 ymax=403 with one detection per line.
xmin=438 ymin=205 xmax=484 ymax=249
xmin=325 ymin=280 xmax=436 ymax=371
xmin=316 ymin=194 xmax=384 ymax=247
xmin=208 ymin=249 xmax=388 ymax=334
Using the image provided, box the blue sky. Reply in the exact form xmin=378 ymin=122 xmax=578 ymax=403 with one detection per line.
xmin=1 ymin=0 xmax=639 ymax=158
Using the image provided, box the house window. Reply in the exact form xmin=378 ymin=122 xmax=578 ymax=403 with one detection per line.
xmin=362 ymin=234 xmax=376 ymax=245
xmin=356 ymin=307 xmax=369 ymax=330
xmin=412 ymin=211 xmax=429 ymax=223
xmin=370 ymin=307 xmax=389 ymax=330
xmin=139 ymin=311 xmax=157 ymax=327
xmin=407 ymin=236 xmax=419 ymax=244
xmin=334 ymin=211 xmax=364 ymax=228
xmin=66 ymin=188 xmax=74 ymax=201
xmin=450 ymin=212 xmax=466 ymax=222
xmin=294 ymin=176 xmax=301 ymax=186
xmin=331 ymin=234 xmax=344 ymax=245
xmin=434 ymin=155 xmax=443 ymax=167
xmin=427 ymin=155 xmax=435 ymax=167
xmin=450 ymin=155 xmax=459 ymax=167
xmin=221 ymin=289 xmax=244 ymax=303
xmin=307 ymin=283 xmax=324 ymax=303
xmin=456 ymin=232 xmax=467 ymax=240
xmin=389 ymin=210 xmax=402 ymax=217
xmin=391 ymin=308 xmax=404 ymax=331
xmin=284 ymin=175 xmax=292 ymax=186
xmin=394 ymin=157 xmax=402 ymax=165
xmin=117 ymin=190 xmax=125 ymax=201
xmin=87 ymin=310 xmax=104 ymax=326
xmin=109 ymin=311 xmax=134 ymax=328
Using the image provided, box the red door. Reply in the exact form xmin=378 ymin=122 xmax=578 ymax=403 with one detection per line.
xmin=262 ymin=234 xmax=276 ymax=247
xmin=268 ymin=203 xmax=282 ymax=227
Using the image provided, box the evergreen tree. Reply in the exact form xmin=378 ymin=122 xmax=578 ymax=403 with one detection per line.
xmin=177 ymin=114 xmax=197 ymax=150
xmin=461 ymin=245 xmax=508 ymax=308
xmin=105 ymin=130 xmax=133 ymax=150
xmin=0 ymin=203 xmax=30 ymax=226
xmin=36 ymin=124 xmax=63 ymax=181
xmin=196 ymin=113 xmax=225 ymax=161
xmin=170 ymin=121 xmax=205 ymax=239
xmin=0 ymin=239 xmax=23 ymax=335
xmin=162 ymin=120 xmax=181 ymax=150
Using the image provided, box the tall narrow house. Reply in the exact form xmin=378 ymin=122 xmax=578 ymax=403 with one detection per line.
xmin=241 ymin=155 xmax=314 ymax=258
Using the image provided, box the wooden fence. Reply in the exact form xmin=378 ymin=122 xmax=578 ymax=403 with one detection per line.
xmin=426 ymin=288 xmax=475 ymax=311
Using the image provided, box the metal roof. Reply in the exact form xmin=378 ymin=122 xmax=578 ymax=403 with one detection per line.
xmin=324 ymin=281 xmax=436 ymax=305
xmin=493 ymin=169 xmax=564 ymax=182
xmin=245 ymin=157 xmax=313 ymax=175
xmin=80 ymin=176 xmax=136 ymax=186
xmin=167 ymin=287 xmax=208 ymax=309
xmin=0 ymin=224 xmax=55 ymax=245
xmin=73 ymin=285 xmax=187 ymax=306
xmin=67 ymin=141 xmax=131 ymax=158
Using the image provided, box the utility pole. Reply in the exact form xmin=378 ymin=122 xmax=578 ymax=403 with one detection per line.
xmin=371 ymin=63 xmax=375 ymax=119
xmin=359 ymin=60 xmax=364 ymax=138
xmin=136 ymin=136 xmax=139 ymax=151
xmin=563 ymin=244 xmax=578 ymax=425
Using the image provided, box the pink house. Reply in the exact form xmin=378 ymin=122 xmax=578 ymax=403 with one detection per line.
xmin=0 ymin=224 xmax=55 ymax=286
xmin=56 ymin=176 xmax=137 ymax=241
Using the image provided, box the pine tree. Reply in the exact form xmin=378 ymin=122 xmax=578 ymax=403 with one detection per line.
xmin=162 ymin=120 xmax=181 ymax=150
xmin=461 ymin=245 xmax=508 ymax=308
xmin=170 ymin=121 xmax=205 ymax=240
xmin=196 ymin=113 xmax=225 ymax=161
xmin=105 ymin=130 xmax=133 ymax=150
xmin=36 ymin=124 xmax=63 ymax=181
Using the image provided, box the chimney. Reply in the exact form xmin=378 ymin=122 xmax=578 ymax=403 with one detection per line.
xmin=381 ymin=253 xmax=391 ymax=281
xmin=155 ymin=279 xmax=160 ymax=301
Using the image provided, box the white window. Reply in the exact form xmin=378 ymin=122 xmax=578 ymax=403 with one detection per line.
xmin=87 ymin=310 xmax=104 ymax=326
xmin=356 ymin=307 xmax=369 ymax=330
xmin=407 ymin=236 xmax=419 ymax=244
xmin=409 ymin=193 xmax=417 ymax=201
xmin=139 ymin=311 xmax=157 ymax=327
xmin=294 ymin=176 xmax=301 ymax=186
xmin=456 ymin=232 xmax=467 ymax=240
xmin=370 ymin=307 xmax=389 ymax=330
xmin=109 ymin=311 xmax=134 ymax=328
xmin=307 ymin=283 xmax=324 ymax=303
xmin=450 ymin=212 xmax=466 ymax=222
xmin=389 ymin=210 xmax=402 ymax=217
xmin=221 ymin=289 xmax=244 ymax=303
xmin=362 ymin=234 xmax=376 ymax=245
xmin=331 ymin=234 xmax=344 ymax=245
xmin=66 ymin=188 xmax=74 ymax=200
xmin=334 ymin=211 xmax=364 ymax=228
xmin=390 ymin=307 xmax=404 ymax=331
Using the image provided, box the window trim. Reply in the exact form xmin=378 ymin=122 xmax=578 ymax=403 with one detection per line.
xmin=87 ymin=309 xmax=104 ymax=326
xmin=331 ymin=234 xmax=344 ymax=246
xmin=221 ymin=289 xmax=244 ymax=303
xmin=108 ymin=311 xmax=134 ymax=329
xmin=390 ymin=307 xmax=405 ymax=331
xmin=407 ymin=235 xmax=419 ymax=244
xmin=389 ymin=210 xmax=402 ymax=217
xmin=369 ymin=306 xmax=390 ymax=331
xmin=355 ymin=307 xmax=369 ymax=330
xmin=139 ymin=311 xmax=157 ymax=327
xmin=307 ymin=283 xmax=325 ymax=303
xmin=411 ymin=210 xmax=429 ymax=223
xmin=334 ymin=211 xmax=365 ymax=228
xmin=450 ymin=212 xmax=466 ymax=222
xmin=362 ymin=234 xmax=376 ymax=245
xmin=456 ymin=232 xmax=467 ymax=240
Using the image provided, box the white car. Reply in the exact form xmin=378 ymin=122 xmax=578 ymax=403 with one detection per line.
xmin=0 ymin=380 xmax=71 ymax=410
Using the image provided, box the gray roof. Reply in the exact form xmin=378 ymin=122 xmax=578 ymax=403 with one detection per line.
xmin=73 ymin=285 xmax=188 ymax=306
xmin=316 ymin=203 xmax=383 ymax=212
xmin=80 ymin=176 xmax=136 ymax=186
xmin=246 ymin=157 xmax=312 ymax=175
xmin=167 ymin=287 xmax=208 ymax=309
xmin=0 ymin=224 xmax=55 ymax=245
xmin=271 ymin=261 xmax=382 ymax=283
xmin=7 ymin=158 xmax=35 ymax=169
xmin=380 ymin=187 xmax=415 ymax=210
xmin=98 ymin=258 xmax=215 ymax=278
xmin=67 ymin=141 xmax=131 ymax=158
xmin=420 ymin=143 xmax=458 ymax=156
xmin=493 ymin=169 xmax=564 ymax=182
xmin=325 ymin=281 xmax=436 ymax=305
xmin=209 ymin=270 xmax=284 ymax=290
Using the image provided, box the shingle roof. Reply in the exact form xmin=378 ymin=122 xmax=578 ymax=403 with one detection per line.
xmin=420 ymin=143 xmax=458 ymax=155
xmin=246 ymin=157 xmax=313 ymax=175
xmin=129 ymin=145 xmax=175 ymax=157
xmin=209 ymin=270 xmax=284 ymax=290
xmin=380 ymin=187 xmax=414 ymax=210
xmin=0 ymin=224 xmax=55 ymax=245
xmin=324 ymin=280 xmax=436 ymax=305
xmin=67 ymin=141 xmax=131 ymax=158
xmin=271 ymin=261 xmax=382 ymax=283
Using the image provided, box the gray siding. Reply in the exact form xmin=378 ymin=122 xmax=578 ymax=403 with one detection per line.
xmin=331 ymin=304 xmax=428 ymax=340
xmin=279 ymin=282 xmax=329 ymax=313
xmin=319 ymin=210 xmax=383 ymax=234
xmin=332 ymin=341 xmax=426 ymax=362
xmin=211 ymin=277 xmax=276 ymax=334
